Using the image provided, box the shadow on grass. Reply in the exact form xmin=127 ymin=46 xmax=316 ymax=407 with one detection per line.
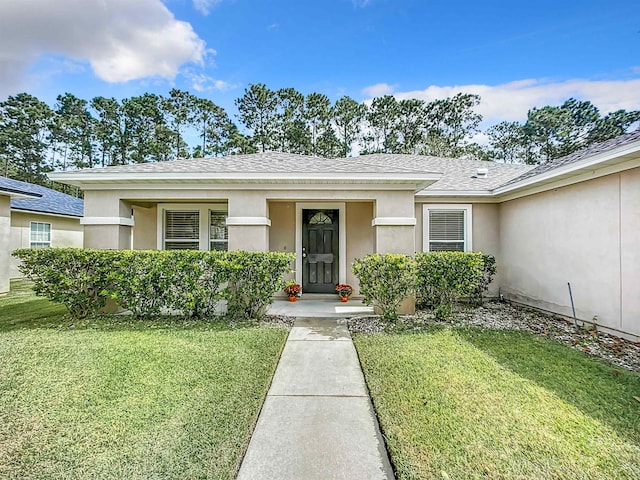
xmin=0 ymin=288 xmax=268 ymax=335
xmin=454 ymin=326 xmax=640 ymax=445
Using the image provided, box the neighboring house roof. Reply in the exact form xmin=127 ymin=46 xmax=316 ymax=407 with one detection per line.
xmin=0 ymin=176 xmax=84 ymax=217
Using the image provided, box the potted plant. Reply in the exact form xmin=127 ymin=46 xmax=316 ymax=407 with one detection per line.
xmin=335 ymin=283 xmax=353 ymax=302
xmin=284 ymin=281 xmax=301 ymax=302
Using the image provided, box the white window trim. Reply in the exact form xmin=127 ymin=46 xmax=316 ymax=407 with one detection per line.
xmin=422 ymin=204 xmax=473 ymax=252
xmin=30 ymin=221 xmax=52 ymax=248
xmin=156 ymin=203 xmax=227 ymax=251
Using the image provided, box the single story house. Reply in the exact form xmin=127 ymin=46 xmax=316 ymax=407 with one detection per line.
xmin=49 ymin=131 xmax=640 ymax=340
xmin=0 ymin=176 xmax=84 ymax=293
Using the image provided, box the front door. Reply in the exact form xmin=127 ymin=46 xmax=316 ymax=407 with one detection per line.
xmin=302 ymin=209 xmax=339 ymax=293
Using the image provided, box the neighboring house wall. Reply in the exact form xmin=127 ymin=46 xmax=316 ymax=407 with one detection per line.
xmin=498 ymin=168 xmax=640 ymax=339
xmin=0 ymin=196 xmax=10 ymax=293
xmin=9 ymin=212 xmax=83 ymax=278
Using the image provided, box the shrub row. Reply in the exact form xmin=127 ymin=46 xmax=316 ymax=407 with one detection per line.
xmin=353 ymin=252 xmax=496 ymax=322
xmin=13 ymin=248 xmax=294 ymax=320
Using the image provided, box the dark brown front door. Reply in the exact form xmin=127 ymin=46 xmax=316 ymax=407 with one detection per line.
xmin=302 ymin=209 xmax=339 ymax=293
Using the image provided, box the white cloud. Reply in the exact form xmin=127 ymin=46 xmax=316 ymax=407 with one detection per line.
xmin=361 ymin=82 xmax=397 ymax=97
xmin=384 ymin=77 xmax=640 ymax=127
xmin=193 ymin=0 xmax=223 ymax=16
xmin=0 ymin=0 xmax=207 ymax=95
xmin=186 ymin=71 xmax=236 ymax=92
xmin=352 ymin=0 xmax=371 ymax=7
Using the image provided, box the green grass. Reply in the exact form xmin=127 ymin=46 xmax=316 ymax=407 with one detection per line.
xmin=0 ymin=281 xmax=288 ymax=479
xmin=354 ymin=327 xmax=640 ymax=480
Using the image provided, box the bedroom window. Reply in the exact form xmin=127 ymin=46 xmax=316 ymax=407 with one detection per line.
xmin=30 ymin=222 xmax=51 ymax=249
xmin=160 ymin=205 xmax=228 ymax=251
xmin=423 ymin=204 xmax=472 ymax=252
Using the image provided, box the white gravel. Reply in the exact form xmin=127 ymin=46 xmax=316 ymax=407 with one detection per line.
xmin=348 ymin=301 xmax=640 ymax=373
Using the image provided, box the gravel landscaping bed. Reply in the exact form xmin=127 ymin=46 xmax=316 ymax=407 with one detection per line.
xmin=348 ymin=301 xmax=640 ymax=373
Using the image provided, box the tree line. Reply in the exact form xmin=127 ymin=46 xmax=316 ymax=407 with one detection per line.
xmin=1 ymin=84 xmax=638 ymax=193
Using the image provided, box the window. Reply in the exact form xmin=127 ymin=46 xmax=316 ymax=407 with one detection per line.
xmin=160 ymin=205 xmax=228 ymax=251
xmin=423 ymin=204 xmax=472 ymax=252
xmin=30 ymin=222 xmax=51 ymax=249
xmin=209 ymin=211 xmax=228 ymax=251
xmin=164 ymin=211 xmax=200 ymax=250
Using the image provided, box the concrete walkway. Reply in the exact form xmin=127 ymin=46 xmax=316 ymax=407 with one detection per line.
xmin=237 ymin=317 xmax=394 ymax=480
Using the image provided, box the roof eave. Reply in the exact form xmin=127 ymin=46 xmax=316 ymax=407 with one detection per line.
xmin=493 ymin=139 xmax=640 ymax=196
xmin=10 ymin=207 xmax=83 ymax=219
xmin=0 ymin=187 xmax=41 ymax=199
xmin=48 ymin=171 xmax=442 ymax=191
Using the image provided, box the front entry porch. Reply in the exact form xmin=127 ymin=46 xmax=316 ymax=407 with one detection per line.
xmin=267 ymin=297 xmax=374 ymax=318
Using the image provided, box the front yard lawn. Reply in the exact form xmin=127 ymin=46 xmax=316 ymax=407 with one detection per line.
xmin=354 ymin=327 xmax=640 ymax=480
xmin=0 ymin=281 xmax=288 ymax=479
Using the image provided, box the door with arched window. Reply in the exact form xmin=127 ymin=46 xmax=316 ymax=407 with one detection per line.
xmin=302 ymin=209 xmax=339 ymax=293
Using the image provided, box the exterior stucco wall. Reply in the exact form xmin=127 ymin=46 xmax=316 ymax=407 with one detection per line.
xmin=346 ymin=202 xmax=374 ymax=295
xmin=499 ymin=169 xmax=639 ymax=338
xmin=620 ymin=168 xmax=640 ymax=335
xmin=414 ymin=201 xmax=499 ymax=255
xmin=0 ymin=196 xmax=10 ymax=293
xmin=132 ymin=205 xmax=157 ymax=250
xmin=269 ymin=202 xmax=295 ymax=253
xmin=9 ymin=212 xmax=83 ymax=279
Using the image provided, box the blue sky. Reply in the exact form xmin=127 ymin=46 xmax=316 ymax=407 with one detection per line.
xmin=1 ymin=0 xmax=639 ymax=128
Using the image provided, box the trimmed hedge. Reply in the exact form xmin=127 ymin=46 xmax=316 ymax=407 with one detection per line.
xmin=352 ymin=254 xmax=416 ymax=322
xmin=12 ymin=248 xmax=112 ymax=319
xmin=13 ymin=248 xmax=294 ymax=320
xmin=416 ymin=251 xmax=485 ymax=319
xmin=352 ymin=252 xmax=497 ymax=322
xmin=223 ymin=251 xmax=294 ymax=320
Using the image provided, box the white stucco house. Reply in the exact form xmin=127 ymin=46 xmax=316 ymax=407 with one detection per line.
xmin=0 ymin=177 xmax=84 ymax=293
xmin=49 ymin=131 xmax=640 ymax=339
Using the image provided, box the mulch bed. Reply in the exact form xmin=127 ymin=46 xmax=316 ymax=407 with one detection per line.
xmin=348 ymin=301 xmax=640 ymax=374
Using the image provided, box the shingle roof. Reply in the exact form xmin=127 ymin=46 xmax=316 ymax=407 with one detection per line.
xmin=0 ymin=176 xmax=84 ymax=217
xmin=53 ymin=151 xmax=532 ymax=192
xmin=62 ymin=151 xmax=437 ymax=174
xmin=356 ymin=155 xmax=533 ymax=193
xmin=503 ymin=129 xmax=640 ymax=187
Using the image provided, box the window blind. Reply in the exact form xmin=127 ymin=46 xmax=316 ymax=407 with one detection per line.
xmin=164 ymin=211 xmax=199 ymax=250
xmin=429 ymin=210 xmax=465 ymax=251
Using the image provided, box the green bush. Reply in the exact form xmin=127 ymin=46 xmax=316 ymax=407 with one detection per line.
xmin=13 ymin=249 xmax=293 ymax=320
xmin=13 ymin=248 xmax=112 ymax=319
xmin=472 ymin=254 xmax=497 ymax=305
xmin=105 ymin=250 xmax=230 ymax=318
xmin=416 ymin=251 xmax=485 ymax=319
xmin=224 ymin=251 xmax=294 ymax=320
xmin=352 ymin=254 xmax=416 ymax=323
xmin=176 ymin=250 xmax=229 ymax=318
xmin=105 ymin=251 xmax=179 ymax=317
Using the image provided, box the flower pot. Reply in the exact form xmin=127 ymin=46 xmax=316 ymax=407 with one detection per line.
xmin=340 ymin=296 xmax=349 ymax=303
xmin=288 ymin=296 xmax=297 ymax=302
